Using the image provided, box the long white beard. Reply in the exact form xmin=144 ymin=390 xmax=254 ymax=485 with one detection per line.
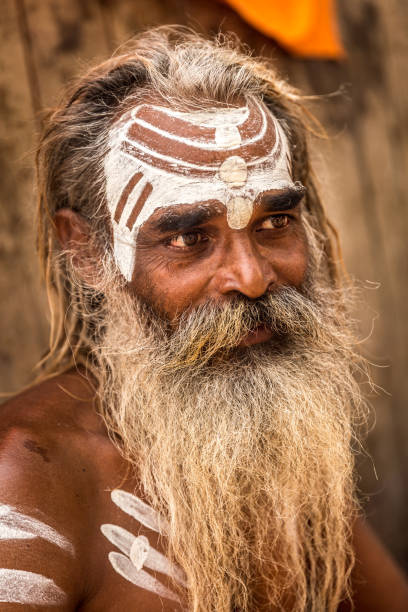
xmin=95 ymin=278 xmax=366 ymax=612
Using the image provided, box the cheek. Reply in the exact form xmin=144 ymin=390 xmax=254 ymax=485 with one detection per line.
xmin=130 ymin=253 xmax=208 ymax=319
xmin=273 ymin=233 xmax=309 ymax=288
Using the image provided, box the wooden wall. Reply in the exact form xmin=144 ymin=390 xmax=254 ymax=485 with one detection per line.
xmin=1 ymin=0 xmax=407 ymax=568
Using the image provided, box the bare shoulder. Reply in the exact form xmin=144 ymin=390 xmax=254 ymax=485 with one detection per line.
xmin=0 ymin=370 xmax=121 ymax=610
xmin=0 ymin=370 xmax=112 ymax=507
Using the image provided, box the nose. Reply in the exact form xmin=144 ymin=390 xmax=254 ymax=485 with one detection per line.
xmin=215 ymin=234 xmax=277 ymax=299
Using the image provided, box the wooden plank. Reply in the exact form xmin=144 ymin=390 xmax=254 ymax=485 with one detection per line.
xmin=22 ymin=0 xmax=110 ymax=108
xmin=0 ymin=0 xmax=48 ymax=391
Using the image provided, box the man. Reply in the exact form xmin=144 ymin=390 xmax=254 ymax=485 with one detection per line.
xmin=0 ymin=27 xmax=407 ymax=611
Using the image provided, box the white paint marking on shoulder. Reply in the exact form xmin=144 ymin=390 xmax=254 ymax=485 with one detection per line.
xmin=0 ymin=505 xmax=74 ymax=555
xmin=0 ymin=569 xmax=66 ymax=605
xmin=101 ymin=523 xmax=187 ymax=587
xmin=108 ymin=551 xmax=180 ymax=603
xmin=110 ymin=489 xmax=163 ymax=534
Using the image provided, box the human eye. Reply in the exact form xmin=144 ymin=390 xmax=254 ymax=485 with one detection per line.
xmin=167 ymin=231 xmax=206 ymax=249
xmin=258 ymin=214 xmax=290 ymax=230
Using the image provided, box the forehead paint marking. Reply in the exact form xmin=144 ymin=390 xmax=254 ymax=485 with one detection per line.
xmin=0 ymin=505 xmax=74 ymax=555
xmin=0 ymin=569 xmax=66 ymax=605
xmin=132 ymin=103 xmax=253 ymax=147
xmin=219 ymin=156 xmax=247 ymax=187
xmin=105 ymin=100 xmax=295 ymax=280
xmin=124 ymin=101 xmax=274 ymax=174
xmin=226 ymin=196 xmax=253 ymax=230
xmin=125 ymin=182 xmax=153 ymax=230
xmin=114 ymin=172 xmax=143 ymax=223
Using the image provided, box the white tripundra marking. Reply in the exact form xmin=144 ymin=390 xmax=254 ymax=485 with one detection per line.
xmin=0 ymin=505 xmax=74 ymax=555
xmin=0 ymin=569 xmax=66 ymax=605
xmin=104 ymin=99 xmax=294 ymax=280
xmin=102 ymin=489 xmax=186 ymax=602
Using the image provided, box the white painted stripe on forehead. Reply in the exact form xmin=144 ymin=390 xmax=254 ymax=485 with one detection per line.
xmin=0 ymin=505 xmax=74 ymax=555
xmin=121 ymin=106 xmax=279 ymax=174
xmin=131 ymin=102 xmax=267 ymax=151
xmin=161 ymin=103 xmax=249 ymax=126
xmin=0 ymin=569 xmax=66 ymax=605
xmin=111 ymin=490 xmax=164 ymax=534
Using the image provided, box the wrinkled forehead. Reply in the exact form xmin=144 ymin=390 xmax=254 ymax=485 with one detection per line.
xmin=104 ymin=99 xmax=295 ymax=280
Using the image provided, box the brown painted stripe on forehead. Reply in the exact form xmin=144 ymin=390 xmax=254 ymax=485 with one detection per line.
xmin=126 ymin=181 xmax=153 ymax=230
xmin=114 ymin=172 xmax=143 ymax=223
xmin=121 ymin=141 xmax=213 ymax=178
xmin=239 ymin=101 xmax=265 ymax=139
xmin=134 ymin=100 xmax=264 ymax=145
xmin=126 ymin=114 xmax=277 ymax=170
xmin=136 ymin=106 xmax=216 ymax=143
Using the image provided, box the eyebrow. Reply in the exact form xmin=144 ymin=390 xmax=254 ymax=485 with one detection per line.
xmin=148 ymin=185 xmax=306 ymax=235
xmin=260 ymin=185 xmax=306 ymax=213
xmin=150 ymin=204 xmax=223 ymax=234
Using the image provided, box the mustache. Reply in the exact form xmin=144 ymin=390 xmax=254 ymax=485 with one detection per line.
xmin=154 ymin=286 xmax=324 ymax=371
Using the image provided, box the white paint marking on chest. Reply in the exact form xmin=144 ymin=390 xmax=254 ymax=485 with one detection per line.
xmin=101 ymin=523 xmax=187 ymax=586
xmin=109 ymin=552 xmax=180 ymax=603
xmin=0 ymin=569 xmax=66 ymax=605
xmin=0 ymin=505 xmax=74 ymax=555
xmin=129 ymin=534 xmax=150 ymax=570
xmin=102 ymin=490 xmax=187 ymax=602
xmin=110 ymin=489 xmax=163 ymax=533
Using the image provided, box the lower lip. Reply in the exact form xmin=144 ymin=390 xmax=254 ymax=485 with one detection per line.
xmin=238 ymin=325 xmax=273 ymax=347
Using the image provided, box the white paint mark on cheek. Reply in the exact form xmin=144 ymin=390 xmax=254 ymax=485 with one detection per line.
xmin=226 ymin=196 xmax=253 ymax=230
xmin=0 ymin=505 xmax=74 ymax=555
xmin=109 ymin=551 xmax=180 ymax=603
xmin=0 ymin=569 xmax=66 ymax=605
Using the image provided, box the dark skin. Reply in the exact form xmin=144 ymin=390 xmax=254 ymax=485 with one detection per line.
xmin=0 ymin=191 xmax=407 ymax=610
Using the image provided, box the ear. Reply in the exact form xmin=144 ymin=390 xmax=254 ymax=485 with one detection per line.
xmin=54 ymin=208 xmax=100 ymax=284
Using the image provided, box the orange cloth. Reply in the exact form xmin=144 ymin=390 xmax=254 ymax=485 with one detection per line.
xmin=223 ymin=0 xmax=345 ymax=58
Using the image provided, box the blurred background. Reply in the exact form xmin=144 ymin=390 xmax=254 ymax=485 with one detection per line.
xmin=0 ymin=0 xmax=407 ymax=569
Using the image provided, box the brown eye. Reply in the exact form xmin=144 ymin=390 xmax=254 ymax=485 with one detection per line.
xmin=260 ymin=214 xmax=290 ymax=230
xmin=169 ymin=232 xmax=201 ymax=248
